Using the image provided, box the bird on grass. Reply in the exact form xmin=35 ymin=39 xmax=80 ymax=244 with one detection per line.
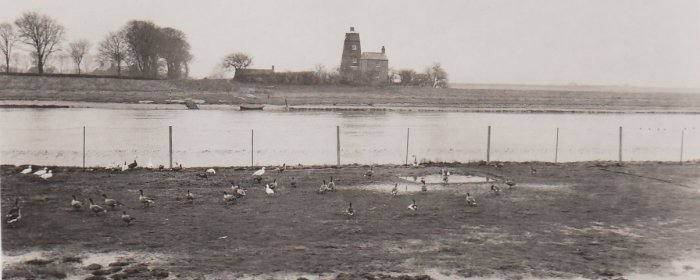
xmin=318 ymin=180 xmax=329 ymax=194
xmin=276 ymin=163 xmax=286 ymax=173
xmin=121 ymin=211 xmax=135 ymax=226
xmin=391 ymin=183 xmax=398 ymax=196
xmin=121 ymin=161 xmax=129 ymax=172
xmin=364 ymin=166 xmax=374 ymax=178
xmin=490 ymin=185 xmax=502 ymax=195
xmin=265 ymin=184 xmax=275 ymax=196
xmin=271 ymin=179 xmax=278 ymax=190
xmin=234 ymin=187 xmax=246 ymax=198
xmin=223 ymin=191 xmax=236 ymax=203
xmin=421 ymin=177 xmax=426 ymax=185
xmin=412 ymin=155 xmax=419 ymax=167
xmin=421 ymin=178 xmax=428 ymax=192
xmin=327 ymin=177 xmax=336 ymax=191
xmin=290 ymin=177 xmax=297 ymax=188
xmin=206 ymin=168 xmax=216 ymax=174
xmin=5 ymin=198 xmax=21 ymax=227
xmin=505 ymin=179 xmax=516 ymax=188
xmin=346 ymin=202 xmax=355 ymax=216
xmin=253 ymin=167 xmax=266 ymax=177
xmin=530 ymin=166 xmax=537 ymax=175
xmin=71 ymin=195 xmax=83 ymax=210
xmin=465 ymin=193 xmax=477 ymax=207
xmin=128 ymin=160 xmax=138 ymax=169
xmin=173 ymin=163 xmax=184 ymax=171
xmin=138 ymin=190 xmax=155 ymax=207
xmin=88 ymin=198 xmax=107 ymax=216
xmin=33 ymin=167 xmax=48 ymax=176
xmin=102 ymin=194 xmax=124 ymax=209
xmin=40 ymin=170 xmax=53 ymax=180
xmin=20 ymin=165 xmax=32 ymax=174
xmin=186 ymin=190 xmax=194 ymax=203
xmin=442 ymin=174 xmax=449 ymax=184
xmin=408 ymin=199 xmax=418 ymax=212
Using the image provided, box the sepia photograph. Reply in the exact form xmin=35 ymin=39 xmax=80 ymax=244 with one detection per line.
xmin=1 ymin=0 xmax=700 ymax=279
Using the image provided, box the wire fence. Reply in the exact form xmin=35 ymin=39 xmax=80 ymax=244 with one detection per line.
xmin=1 ymin=124 xmax=698 ymax=168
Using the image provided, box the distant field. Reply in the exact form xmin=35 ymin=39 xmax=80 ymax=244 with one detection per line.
xmin=3 ymin=75 xmax=700 ymax=112
xmin=2 ymin=162 xmax=700 ymax=279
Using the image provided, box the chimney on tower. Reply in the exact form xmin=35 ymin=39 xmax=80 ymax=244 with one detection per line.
xmin=271 ymin=65 xmax=275 ymax=72
xmin=382 ymin=46 xmax=385 ymax=54
xmin=350 ymin=27 xmax=355 ymax=32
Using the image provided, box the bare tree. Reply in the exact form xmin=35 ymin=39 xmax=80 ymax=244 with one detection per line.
xmin=68 ymin=39 xmax=90 ymax=74
xmin=222 ymin=52 xmax=253 ymax=72
xmin=14 ymin=12 xmax=65 ymax=74
xmin=0 ymin=23 xmax=18 ymax=73
xmin=159 ymin=27 xmax=192 ymax=79
xmin=98 ymin=31 xmax=128 ymax=76
xmin=399 ymin=69 xmax=416 ymax=86
xmin=425 ymin=63 xmax=448 ymax=88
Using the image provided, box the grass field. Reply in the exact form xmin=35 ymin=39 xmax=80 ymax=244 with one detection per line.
xmin=3 ymin=75 xmax=700 ymax=112
xmin=2 ymin=162 xmax=700 ymax=279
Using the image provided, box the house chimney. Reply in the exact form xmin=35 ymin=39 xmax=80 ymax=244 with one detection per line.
xmin=382 ymin=46 xmax=385 ymax=54
xmin=350 ymin=27 xmax=355 ymax=32
xmin=271 ymin=65 xmax=275 ymax=72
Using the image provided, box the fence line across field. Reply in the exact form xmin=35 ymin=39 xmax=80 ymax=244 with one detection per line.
xmin=60 ymin=125 xmax=695 ymax=168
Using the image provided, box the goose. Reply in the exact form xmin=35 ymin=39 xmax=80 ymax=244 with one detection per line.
xmin=277 ymin=163 xmax=286 ymax=173
xmin=88 ymin=198 xmax=107 ymax=215
xmin=173 ymin=163 xmax=184 ymax=171
xmin=40 ymin=170 xmax=53 ymax=180
xmin=271 ymin=179 xmax=278 ymax=190
xmin=6 ymin=198 xmax=21 ymax=226
xmin=442 ymin=174 xmax=449 ymax=184
xmin=186 ymin=190 xmax=194 ymax=202
xmin=33 ymin=167 xmax=48 ymax=176
xmin=318 ymin=180 xmax=329 ymax=194
xmin=206 ymin=168 xmax=216 ymax=174
xmin=440 ymin=169 xmax=446 ymax=176
xmin=530 ymin=166 xmax=537 ymax=175
xmin=121 ymin=211 xmax=136 ymax=226
xmin=391 ymin=183 xmax=398 ymax=196
xmin=138 ymin=190 xmax=155 ymax=207
xmin=446 ymin=171 xmax=451 ymax=176
xmin=147 ymin=159 xmax=155 ymax=169
xmin=421 ymin=181 xmax=427 ymax=192
xmin=102 ymin=194 xmax=123 ymax=209
xmin=290 ymin=177 xmax=297 ymax=188
xmin=490 ymin=185 xmax=502 ymax=195
xmin=408 ymin=199 xmax=418 ymax=211
xmin=253 ymin=167 xmax=266 ymax=177
xmin=20 ymin=165 xmax=32 ymax=174
xmin=412 ymin=155 xmax=418 ymax=167
xmin=364 ymin=166 xmax=373 ymax=178
xmin=121 ymin=162 xmax=128 ymax=172
xmin=231 ymin=182 xmax=241 ymax=191
xmin=346 ymin=202 xmax=355 ymax=216
xmin=420 ymin=177 xmax=426 ymax=185
xmin=327 ymin=177 xmax=335 ymax=191
xmin=505 ymin=179 xmax=516 ymax=188
xmin=465 ymin=193 xmax=477 ymax=206
xmin=128 ymin=160 xmax=138 ymax=169
xmin=234 ymin=187 xmax=246 ymax=198
xmin=71 ymin=195 xmax=83 ymax=210
xmin=223 ymin=191 xmax=235 ymax=202
xmin=158 ymin=164 xmax=165 ymax=170
xmin=265 ymin=184 xmax=274 ymax=196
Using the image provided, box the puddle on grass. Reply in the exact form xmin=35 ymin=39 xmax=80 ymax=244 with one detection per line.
xmin=399 ymin=174 xmax=494 ymax=184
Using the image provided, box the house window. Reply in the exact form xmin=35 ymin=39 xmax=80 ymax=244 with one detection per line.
xmin=352 ymin=44 xmax=357 ymax=51
xmin=352 ymin=58 xmax=357 ymax=64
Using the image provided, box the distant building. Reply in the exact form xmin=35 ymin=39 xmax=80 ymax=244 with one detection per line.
xmin=234 ymin=65 xmax=275 ymax=82
xmin=339 ymin=27 xmax=388 ymax=84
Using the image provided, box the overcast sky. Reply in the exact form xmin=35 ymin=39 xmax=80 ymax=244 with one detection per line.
xmin=1 ymin=0 xmax=699 ymax=88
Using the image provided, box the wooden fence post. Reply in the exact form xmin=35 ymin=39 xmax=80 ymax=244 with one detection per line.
xmin=251 ymin=129 xmax=254 ymax=167
xmin=82 ymin=126 xmax=86 ymax=169
xmin=618 ymin=126 xmax=623 ymax=162
xmin=680 ymin=128 xmax=685 ymax=163
xmin=405 ymin=128 xmax=410 ymax=165
xmin=337 ymin=126 xmax=340 ymax=166
xmin=555 ymin=128 xmax=559 ymax=163
xmin=486 ymin=126 xmax=491 ymax=162
xmin=169 ymin=126 xmax=173 ymax=168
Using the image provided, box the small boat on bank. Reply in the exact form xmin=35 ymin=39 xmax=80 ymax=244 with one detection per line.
xmin=240 ymin=104 xmax=265 ymax=111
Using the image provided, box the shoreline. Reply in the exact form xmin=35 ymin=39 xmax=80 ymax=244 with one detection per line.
xmin=2 ymin=99 xmax=700 ymax=114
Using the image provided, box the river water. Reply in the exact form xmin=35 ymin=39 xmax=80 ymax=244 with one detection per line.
xmin=1 ymin=108 xmax=699 ymax=167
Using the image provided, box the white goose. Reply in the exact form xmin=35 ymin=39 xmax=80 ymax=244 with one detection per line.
xmin=40 ymin=170 xmax=53 ymax=180
xmin=138 ymin=190 xmax=155 ymax=207
xmin=253 ymin=167 xmax=266 ymax=177
xmin=20 ymin=165 xmax=32 ymax=174
xmin=408 ymin=199 xmax=418 ymax=211
xmin=327 ymin=177 xmax=336 ymax=191
xmin=265 ymin=184 xmax=275 ymax=196
xmin=318 ymin=180 xmax=329 ymax=194
xmin=223 ymin=191 xmax=235 ymax=202
xmin=206 ymin=168 xmax=216 ymax=174
xmin=71 ymin=195 xmax=83 ymax=210
xmin=33 ymin=167 xmax=48 ymax=176
xmin=346 ymin=202 xmax=355 ymax=216
xmin=88 ymin=198 xmax=107 ymax=215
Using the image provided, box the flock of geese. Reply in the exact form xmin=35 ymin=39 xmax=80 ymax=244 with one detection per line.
xmin=6 ymin=162 xmax=525 ymax=227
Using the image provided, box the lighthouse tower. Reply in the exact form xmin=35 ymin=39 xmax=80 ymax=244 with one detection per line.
xmin=340 ymin=27 xmax=361 ymax=81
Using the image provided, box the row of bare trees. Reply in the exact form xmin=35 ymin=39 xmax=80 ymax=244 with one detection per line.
xmin=393 ymin=63 xmax=448 ymax=88
xmin=0 ymin=12 xmax=192 ymax=79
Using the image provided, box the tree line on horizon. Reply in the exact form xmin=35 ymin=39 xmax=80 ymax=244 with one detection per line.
xmin=0 ymin=12 xmax=191 ymax=79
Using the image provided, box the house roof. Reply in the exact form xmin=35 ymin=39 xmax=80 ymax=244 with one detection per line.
xmin=361 ymin=52 xmax=388 ymax=61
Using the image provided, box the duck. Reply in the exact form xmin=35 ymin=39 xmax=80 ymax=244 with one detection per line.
xmin=505 ymin=179 xmax=516 ymax=188
xmin=20 ymin=165 xmax=32 ymax=174
xmin=173 ymin=163 xmax=184 ymax=171
xmin=265 ymin=184 xmax=275 ymax=196
xmin=223 ymin=191 xmax=235 ymax=202
xmin=231 ymin=182 xmax=241 ymax=191
xmin=364 ymin=166 xmax=373 ymax=178
xmin=121 ymin=162 xmax=128 ymax=172
xmin=490 ymin=185 xmax=502 ymax=195
xmin=102 ymin=194 xmax=123 ymax=209
xmin=465 ymin=193 xmax=477 ymax=206
xmin=88 ymin=198 xmax=107 ymax=215
xmin=71 ymin=195 xmax=83 ymax=210
xmin=327 ymin=177 xmax=335 ymax=191
xmin=40 ymin=170 xmax=53 ymax=180
xmin=138 ymin=190 xmax=155 ymax=207
xmin=206 ymin=168 xmax=216 ymax=174
xmin=318 ymin=180 xmax=329 ymax=194
xmin=391 ymin=183 xmax=398 ymax=196
xmin=5 ymin=198 xmax=21 ymax=226
xmin=253 ymin=167 xmax=266 ymax=177
xmin=234 ymin=187 xmax=246 ymax=198
xmin=121 ymin=211 xmax=136 ymax=226
xmin=290 ymin=177 xmax=297 ymax=188
xmin=346 ymin=202 xmax=355 ymax=216
xmin=33 ymin=167 xmax=48 ymax=176
xmin=408 ymin=199 xmax=418 ymax=211
xmin=186 ymin=190 xmax=194 ymax=202
xmin=277 ymin=163 xmax=286 ymax=173
xmin=128 ymin=160 xmax=138 ymax=169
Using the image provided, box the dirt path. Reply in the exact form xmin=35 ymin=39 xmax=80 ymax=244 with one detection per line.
xmin=2 ymin=162 xmax=700 ymax=279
